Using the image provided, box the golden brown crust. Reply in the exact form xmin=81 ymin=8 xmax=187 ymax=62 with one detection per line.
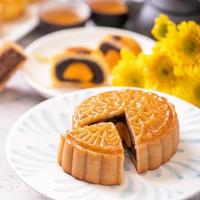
xmin=58 ymin=123 xmax=124 ymax=185
xmin=58 ymin=89 xmax=179 ymax=185
xmin=136 ymin=115 xmax=179 ymax=173
xmin=73 ymin=90 xmax=179 ymax=174
xmin=67 ymin=122 xmax=123 ymax=154
xmin=73 ymin=90 xmax=177 ymax=142
xmin=57 ymin=134 xmax=65 ymax=166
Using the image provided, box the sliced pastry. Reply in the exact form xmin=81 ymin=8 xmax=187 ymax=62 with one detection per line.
xmin=0 ymin=42 xmax=26 ymax=92
xmin=73 ymin=90 xmax=179 ymax=173
xmin=51 ymin=47 xmax=109 ymax=88
xmin=59 ymin=90 xmax=179 ymax=185
xmin=58 ymin=122 xmax=124 ymax=185
xmin=98 ymin=35 xmax=142 ymax=69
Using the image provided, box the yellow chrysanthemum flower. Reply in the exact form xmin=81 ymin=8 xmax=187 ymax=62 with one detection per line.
xmin=177 ymin=21 xmax=200 ymax=56
xmin=172 ymin=77 xmax=200 ymax=107
xmin=151 ymin=14 xmax=176 ymax=40
xmin=175 ymin=63 xmax=200 ymax=79
xmin=111 ymin=16 xmax=200 ymax=108
xmin=120 ymin=48 xmax=136 ymax=61
xmin=112 ymin=49 xmax=145 ymax=87
xmin=144 ymin=52 xmax=178 ymax=94
xmin=167 ymin=21 xmax=200 ymax=76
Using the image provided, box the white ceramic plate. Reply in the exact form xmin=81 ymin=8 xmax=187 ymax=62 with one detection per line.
xmin=23 ymin=27 xmax=154 ymax=98
xmin=6 ymin=87 xmax=200 ymax=200
xmin=0 ymin=4 xmax=39 ymax=42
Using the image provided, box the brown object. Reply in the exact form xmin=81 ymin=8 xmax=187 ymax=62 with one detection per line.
xmin=51 ymin=47 xmax=109 ymax=89
xmin=58 ymin=90 xmax=179 ymax=185
xmin=58 ymin=122 xmax=124 ymax=185
xmin=0 ymin=42 xmax=26 ymax=92
xmin=98 ymin=35 xmax=142 ymax=69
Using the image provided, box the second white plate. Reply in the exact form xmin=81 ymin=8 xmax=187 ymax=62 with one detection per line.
xmin=23 ymin=27 xmax=154 ymax=98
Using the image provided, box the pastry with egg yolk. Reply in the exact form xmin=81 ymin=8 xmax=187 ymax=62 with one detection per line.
xmin=98 ymin=35 xmax=142 ymax=69
xmin=51 ymin=47 xmax=109 ymax=88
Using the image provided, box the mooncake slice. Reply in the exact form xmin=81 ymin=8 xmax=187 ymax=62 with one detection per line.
xmin=98 ymin=35 xmax=142 ymax=69
xmin=73 ymin=89 xmax=179 ymax=173
xmin=51 ymin=47 xmax=109 ymax=88
xmin=0 ymin=42 xmax=26 ymax=92
xmin=58 ymin=122 xmax=124 ymax=185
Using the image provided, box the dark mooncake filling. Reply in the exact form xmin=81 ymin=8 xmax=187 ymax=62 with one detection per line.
xmin=0 ymin=49 xmax=26 ymax=82
xmin=99 ymin=42 xmax=120 ymax=54
xmin=55 ymin=58 xmax=104 ymax=83
xmin=89 ymin=114 xmax=137 ymax=162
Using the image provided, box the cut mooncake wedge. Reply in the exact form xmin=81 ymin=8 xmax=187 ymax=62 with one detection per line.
xmin=51 ymin=47 xmax=109 ymax=88
xmin=58 ymin=122 xmax=124 ymax=185
xmin=73 ymin=90 xmax=179 ymax=173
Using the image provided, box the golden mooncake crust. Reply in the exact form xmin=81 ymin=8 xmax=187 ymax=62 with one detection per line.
xmin=73 ymin=90 xmax=179 ymax=173
xmin=58 ymin=122 xmax=124 ymax=185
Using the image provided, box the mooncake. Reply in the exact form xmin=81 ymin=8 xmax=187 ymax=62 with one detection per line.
xmin=0 ymin=42 xmax=26 ymax=92
xmin=58 ymin=122 xmax=124 ymax=185
xmin=59 ymin=90 xmax=179 ymax=185
xmin=51 ymin=47 xmax=109 ymax=88
xmin=98 ymin=35 xmax=142 ymax=69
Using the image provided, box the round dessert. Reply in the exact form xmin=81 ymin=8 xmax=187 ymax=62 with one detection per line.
xmin=98 ymin=35 xmax=142 ymax=69
xmin=73 ymin=90 xmax=179 ymax=173
xmin=51 ymin=47 xmax=109 ymax=88
xmin=58 ymin=89 xmax=179 ymax=185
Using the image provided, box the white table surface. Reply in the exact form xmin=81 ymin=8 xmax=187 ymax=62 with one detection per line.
xmin=0 ymin=27 xmax=199 ymax=200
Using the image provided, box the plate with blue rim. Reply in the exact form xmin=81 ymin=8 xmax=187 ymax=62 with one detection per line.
xmin=6 ymin=86 xmax=200 ymax=200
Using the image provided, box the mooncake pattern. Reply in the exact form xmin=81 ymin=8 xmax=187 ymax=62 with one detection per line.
xmin=58 ymin=122 xmax=124 ymax=185
xmin=73 ymin=90 xmax=179 ymax=173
